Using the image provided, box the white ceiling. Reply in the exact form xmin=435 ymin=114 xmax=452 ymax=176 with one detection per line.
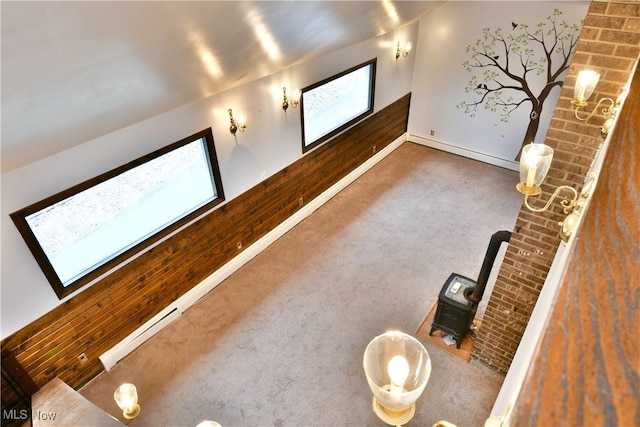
xmin=1 ymin=1 xmax=443 ymax=172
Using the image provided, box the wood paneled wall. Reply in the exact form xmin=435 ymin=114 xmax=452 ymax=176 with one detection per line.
xmin=0 ymin=94 xmax=410 ymax=399
xmin=509 ymin=59 xmax=639 ymax=426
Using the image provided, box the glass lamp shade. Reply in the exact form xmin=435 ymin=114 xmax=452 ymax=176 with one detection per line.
xmin=517 ymin=143 xmax=554 ymax=195
xmin=405 ymin=41 xmax=413 ymax=55
xmin=237 ymin=113 xmax=247 ymax=129
xmin=602 ymin=117 xmax=615 ymax=134
xmin=292 ymin=89 xmax=301 ymax=104
xmin=114 ymin=383 xmax=141 ymax=419
xmin=363 ymin=331 xmax=431 ymax=422
xmin=573 ymin=70 xmax=600 ymax=106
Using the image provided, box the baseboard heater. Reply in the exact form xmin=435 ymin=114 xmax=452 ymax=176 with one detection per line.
xmin=99 ymin=307 xmax=181 ymax=371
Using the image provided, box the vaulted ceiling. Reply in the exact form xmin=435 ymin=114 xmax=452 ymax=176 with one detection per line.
xmin=1 ymin=1 xmax=443 ymax=172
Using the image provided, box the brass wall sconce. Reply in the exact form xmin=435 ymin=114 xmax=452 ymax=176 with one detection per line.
xmin=395 ymin=41 xmax=412 ymax=60
xmin=516 ymin=143 xmax=598 ymax=242
xmin=114 ymin=383 xmax=141 ymax=419
xmin=228 ymin=109 xmax=247 ymax=135
xmin=571 ymin=69 xmax=627 ymax=135
xmin=282 ymin=87 xmax=300 ymax=112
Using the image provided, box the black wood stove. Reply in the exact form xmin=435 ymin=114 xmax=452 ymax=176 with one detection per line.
xmin=430 ymin=273 xmax=477 ymax=348
xmin=429 ymin=231 xmax=512 ymax=348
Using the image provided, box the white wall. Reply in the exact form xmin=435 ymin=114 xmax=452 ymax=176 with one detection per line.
xmin=409 ymin=1 xmax=589 ymax=163
xmin=0 ymin=23 xmax=419 ymax=338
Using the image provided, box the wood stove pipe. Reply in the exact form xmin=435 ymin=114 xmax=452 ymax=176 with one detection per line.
xmin=467 ymin=230 xmax=512 ymax=303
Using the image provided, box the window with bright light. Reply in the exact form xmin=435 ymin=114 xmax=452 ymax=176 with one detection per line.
xmin=11 ymin=128 xmax=225 ymax=298
xmin=301 ymin=58 xmax=376 ymax=152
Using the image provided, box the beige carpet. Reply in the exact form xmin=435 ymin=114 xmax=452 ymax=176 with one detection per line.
xmin=80 ymin=142 xmax=522 ymax=427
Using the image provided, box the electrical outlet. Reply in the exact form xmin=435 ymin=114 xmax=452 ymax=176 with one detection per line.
xmin=430 ymin=129 xmax=435 ymax=136
xmin=298 ymin=197 xmax=304 ymax=207
xmin=236 ymin=241 xmax=242 ymax=250
xmin=77 ymin=353 xmax=88 ymax=364
xmin=372 ymin=145 xmax=377 ymax=154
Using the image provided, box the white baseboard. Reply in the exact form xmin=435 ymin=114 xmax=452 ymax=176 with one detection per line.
xmin=407 ymin=134 xmax=519 ymax=172
xmin=98 ymin=133 xmax=407 ymax=371
xmin=99 ymin=307 xmax=181 ymax=371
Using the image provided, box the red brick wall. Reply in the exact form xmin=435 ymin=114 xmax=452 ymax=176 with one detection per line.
xmin=472 ymin=0 xmax=639 ymax=374
xmin=510 ymin=57 xmax=640 ymax=427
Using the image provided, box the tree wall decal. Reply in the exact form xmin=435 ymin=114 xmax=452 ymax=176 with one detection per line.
xmin=457 ymin=9 xmax=581 ymax=160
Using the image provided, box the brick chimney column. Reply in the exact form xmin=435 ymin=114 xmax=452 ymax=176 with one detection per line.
xmin=472 ymin=0 xmax=640 ymax=373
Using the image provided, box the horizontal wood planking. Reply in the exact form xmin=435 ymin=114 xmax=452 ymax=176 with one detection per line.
xmin=1 ymin=94 xmax=410 ymax=397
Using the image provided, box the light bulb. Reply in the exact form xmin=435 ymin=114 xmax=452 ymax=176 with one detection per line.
xmin=524 ymin=144 xmax=540 ymax=188
xmin=388 ymin=355 xmax=410 ymax=394
xmin=404 ymin=41 xmax=412 ymax=55
xmin=574 ymin=70 xmax=600 ymax=103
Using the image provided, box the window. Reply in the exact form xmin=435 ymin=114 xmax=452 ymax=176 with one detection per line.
xmin=301 ymin=58 xmax=376 ymax=152
xmin=11 ymin=128 xmax=225 ymax=299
